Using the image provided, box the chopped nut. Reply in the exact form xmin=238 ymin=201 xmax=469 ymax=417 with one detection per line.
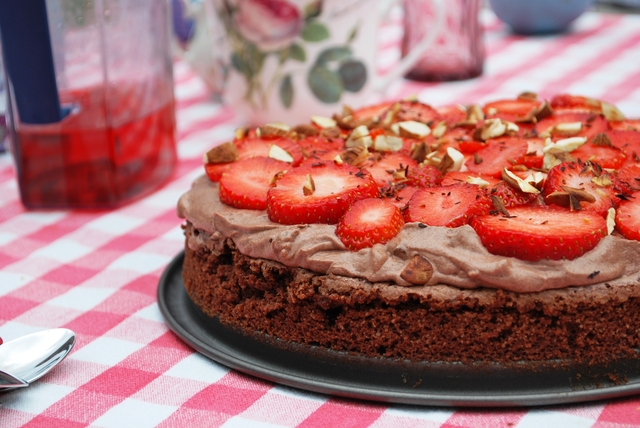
xmin=259 ymin=122 xmax=291 ymax=137
xmin=392 ymin=168 xmax=408 ymax=181
xmin=345 ymin=125 xmax=373 ymax=148
xmin=373 ymin=135 xmax=403 ymax=152
xmin=545 ymin=186 xmax=596 ymax=211
xmin=431 ymin=121 xmax=447 ymax=138
xmin=602 ymin=102 xmax=626 ymax=122
xmin=591 ymin=175 xmax=613 ymax=187
xmin=534 ymin=101 xmax=553 ymax=121
xmin=398 ymin=121 xmax=431 ymax=139
xmin=410 ymin=142 xmax=430 ymax=163
xmin=203 ymin=142 xmax=239 ymax=164
xmin=234 ymin=127 xmax=249 ymax=140
xmin=518 ymin=91 xmax=538 ymax=100
xmin=340 ymin=146 xmax=369 ymax=166
xmin=553 ymin=122 xmax=583 ymax=136
xmin=311 ymin=115 xmax=337 ymax=129
xmin=502 ymin=168 xmax=540 ymax=194
xmin=606 ymin=207 xmax=616 ymax=235
xmin=466 ymin=176 xmax=491 ymax=188
xmin=268 ymin=144 xmax=294 ymax=162
xmin=466 ymin=104 xmax=485 ymax=123
xmin=591 ymin=132 xmax=614 ymax=147
xmin=491 ymin=195 xmax=511 ymax=217
xmin=505 ymin=120 xmax=519 ymax=134
xmin=476 ymin=118 xmax=509 ymax=141
xmin=400 ymin=255 xmax=434 ymax=285
xmin=320 ymin=127 xmax=342 ymax=139
xmin=269 ymin=170 xmax=287 ymax=185
xmin=302 ymin=174 xmax=315 ymax=196
xmin=333 ymin=154 xmax=344 ymax=165
xmin=542 ymin=136 xmax=588 ymax=153
xmin=424 ymin=151 xmax=441 ymax=167
xmin=437 ymin=147 xmax=464 ymax=173
xmin=292 ymin=123 xmax=319 ymax=137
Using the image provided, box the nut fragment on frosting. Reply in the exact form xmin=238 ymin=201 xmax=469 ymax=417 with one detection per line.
xmin=400 ymin=254 xmax=434 ymax=285
xmin=203 ymin=142 xmax=238 ymax=164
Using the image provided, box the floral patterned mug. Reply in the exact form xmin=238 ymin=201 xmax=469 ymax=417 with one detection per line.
xmin=206 ymin=0 xmax=444 ymax=125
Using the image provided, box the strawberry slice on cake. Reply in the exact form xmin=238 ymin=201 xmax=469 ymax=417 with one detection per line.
xmin=471 ymin=206 xmax=608 ymax=261
xmin=267 ymin=161 xmax=379 ymax=225
xmin=404 ymin=184 xmax=492 ymax=227
xmin=336 ymin=198 xmax=405 ymax=250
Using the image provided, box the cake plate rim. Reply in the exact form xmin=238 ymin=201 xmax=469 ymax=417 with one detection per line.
xmin=158 ymin=251 xmax=640 ymax=407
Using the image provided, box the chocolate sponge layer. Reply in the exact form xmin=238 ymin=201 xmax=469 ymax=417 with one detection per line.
xmin=182 ymin=222 xmax=640 ymax=365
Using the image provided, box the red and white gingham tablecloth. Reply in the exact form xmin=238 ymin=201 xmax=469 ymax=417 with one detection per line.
xmin=3 ymin=9 xmax=640 ymax=428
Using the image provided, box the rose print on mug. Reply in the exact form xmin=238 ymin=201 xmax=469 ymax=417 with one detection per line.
xmin=217 ymin=0 xmax=367 ymax=110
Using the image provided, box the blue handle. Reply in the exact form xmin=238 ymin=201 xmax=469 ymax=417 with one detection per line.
xmin=0 ymin=0 xmax=68 ymax=124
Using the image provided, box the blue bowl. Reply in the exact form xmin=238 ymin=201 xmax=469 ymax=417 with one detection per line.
xmin=489 ymin=0 xmax=594 ymax=35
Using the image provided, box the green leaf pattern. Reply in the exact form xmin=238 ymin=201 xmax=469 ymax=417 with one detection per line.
xmin=218 ymin=1 xmax=367 ymax=109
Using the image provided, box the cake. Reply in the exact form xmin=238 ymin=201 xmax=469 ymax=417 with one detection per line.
xmin=178 ymin=93 xmax=640 ymax=365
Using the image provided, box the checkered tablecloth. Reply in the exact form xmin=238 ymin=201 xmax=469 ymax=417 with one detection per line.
xmin=3 ymin=9 xmax=640 ymax=428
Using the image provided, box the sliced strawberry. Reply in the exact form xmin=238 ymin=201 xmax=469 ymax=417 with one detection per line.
xmin=205 ymin=136 xmax=303 ymax=182
xmin=616 ymin=164 xmax=640 ymax=193
xmin=606 ymin=130 xmax=640 ymax=166
xmin=363 ymin=152 xmax=418 ymax=188
xmin=235 ymin=136 xmax=304 ymax=166
xmin=404 ymin=184 xmax=492 ymax=227
xmin=570 ymin=138 xmax=625 ymax=169
xmin=219 ymin=157 xmax=290 ymax=210
xmin=405 ymin=164 xmax=444 ymax=188
xmin=441 ymin=171 xmax=500 ymax=188
xmin=535 ymin=113 xmax=608 ymax=140
xmin=386 ymin=100 xmax=441 ymax=125
xmin=458 ymin=139 xmax=487 ymax=154
xmin=515 ymin=137 xmax=545 ymax=169
xmin=549 ymin=94 xmax=602 ymax=114
xmin=297 ymin=135 xmax=344 ymax=154
xmin=490 ymin=180 xmax=540 ymax=208
xmin=297 ymin=135 xmax=345 ymax=164
xmin=205 ymin=162 xmax=231 ymax=182
xmin=610 ymin=119 xmax=640 ymax=132
xmin=384 ymin=184 xmax=420 ymax=209
xmin=352 ymin=101 xmax=395 ymax=122
xmin=483 ymin=98 xmax=542 ymax=121
xmin=464 ymin=138 xmax=529 ymax=178
xmin=471 ymin=206 xmax=607 ymax=261
xmin=615 ymin=191 xmax=640 ymax=241
xmin=542 ymin=161 xmax=620 ymax=215
xmin=336 ymin=198 xmax=405 ymax=250
xmin=398 ymin=135 xmax=437 ymax=157
xmin=436 ymin=104 xmax=467 ymax=126
xmin=266 ymin=161 xmax=379 ymax=225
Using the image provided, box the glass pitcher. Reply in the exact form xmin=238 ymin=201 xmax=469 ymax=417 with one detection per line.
xmin=0 ymin=0 xmax=177 ymax=209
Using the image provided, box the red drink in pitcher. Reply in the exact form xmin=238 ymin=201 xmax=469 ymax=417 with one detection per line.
xmin=13 ymin=84 xmax=177 ymax=208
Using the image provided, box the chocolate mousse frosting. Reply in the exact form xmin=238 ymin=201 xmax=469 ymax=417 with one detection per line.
xmin=178 ymin=175 xmax=640 ymax=293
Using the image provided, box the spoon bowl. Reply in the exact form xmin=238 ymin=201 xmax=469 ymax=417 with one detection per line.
xmin=0 ymin=328 xmax=75 ymax=386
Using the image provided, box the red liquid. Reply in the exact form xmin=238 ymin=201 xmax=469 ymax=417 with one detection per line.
xmin=13 ymin=88 xmax=177 ymax=209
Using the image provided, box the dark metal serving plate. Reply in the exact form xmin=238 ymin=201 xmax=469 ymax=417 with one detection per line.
xmin=158 ymin=251 xmax=640 ymax=407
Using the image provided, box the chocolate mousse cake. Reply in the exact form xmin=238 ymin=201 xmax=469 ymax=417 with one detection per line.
xmin=178 ymin=94 xmax=640 ymax=365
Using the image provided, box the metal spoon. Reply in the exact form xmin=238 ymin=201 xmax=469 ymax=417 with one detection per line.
xmin=0 ymin=328 xmax=75 ymax=391
xmin=0 ymin=370 xmax=28 ymax=390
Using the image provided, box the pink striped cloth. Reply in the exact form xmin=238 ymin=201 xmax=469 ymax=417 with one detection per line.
xmin=2 ymin=9 xmax=640 ymax=428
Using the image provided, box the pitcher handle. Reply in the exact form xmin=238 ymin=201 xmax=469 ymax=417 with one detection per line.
xmin=373 ymin=0 xmax=445 ymax=92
